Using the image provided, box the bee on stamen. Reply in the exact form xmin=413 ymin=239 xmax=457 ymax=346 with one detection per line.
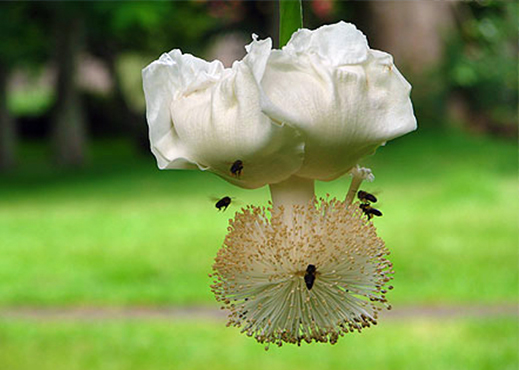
xmin=358 ymin=190 xmax=382 ymax=220
xmin=304 ymin=264 xmax=317 ymax=290
xmin=359 ymin=203 xmax=383 ymax=220
xmin=357 ymin=190 xmax=377 ymax=203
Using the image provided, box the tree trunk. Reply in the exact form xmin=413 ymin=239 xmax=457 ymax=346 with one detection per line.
xmin=104 ymin=52 xmax=148 ymax=152
xmin=0 ymin=63 xmax=16 ymax=170
xmin=51 ymin=12 xmax=87 ymax=167
xmin=366 ymin=1 xmax=455 ymax=73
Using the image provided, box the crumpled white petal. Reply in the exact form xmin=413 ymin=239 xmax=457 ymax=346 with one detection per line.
xmin=283 ymin=21 xmax=369 ymax=66
xmin=260 ymin=21 xmax=417 ymax=181
xmin=143 ymin=37 xmax=304 ymax=189
xmin=143 ymin=50 xmax=223 ymax=170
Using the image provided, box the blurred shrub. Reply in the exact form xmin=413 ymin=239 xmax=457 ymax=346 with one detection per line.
xmin=444 ymin=1 xmax=518 ymax=135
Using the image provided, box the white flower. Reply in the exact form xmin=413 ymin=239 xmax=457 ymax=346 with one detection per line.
xmin=143 ymin=21 xmax=415 ymax=349
xmin=142 ymin=37 xmax=304 ymax=189
xmin=261 ymin=21 xmax=416 ymax=181
xmin=211 ymin=197 xmax=393 ymax=349
xmin=142 ymin=21 xmax=416 ymax=189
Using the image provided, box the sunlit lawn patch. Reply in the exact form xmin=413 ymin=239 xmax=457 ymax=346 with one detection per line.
xmin=0 ymin=317 xmax=516 ymax=370
xmin=0 ymin=130 xmax=516 ymax=306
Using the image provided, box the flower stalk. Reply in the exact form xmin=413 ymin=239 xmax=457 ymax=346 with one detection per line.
xmin=345 ymin=166 xmax=374 ymax=205
xmin=269 ymin=176 xmax=315 ymax=209
xmin=279 ymin=0 xmax=303 ymax=47
xmin=269 ymin=175 xmax=315 ymax=227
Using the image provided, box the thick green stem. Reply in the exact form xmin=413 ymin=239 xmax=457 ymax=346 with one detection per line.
xmin=279 ymin=0 xmax=303 ymax=47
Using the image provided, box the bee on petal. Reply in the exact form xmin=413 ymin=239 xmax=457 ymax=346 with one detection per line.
xmin=230 ymin=160 xmax=244 ymax=178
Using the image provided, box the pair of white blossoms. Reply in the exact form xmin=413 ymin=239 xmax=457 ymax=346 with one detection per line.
xmin=143 ymin=22 xmax=416 ymax=348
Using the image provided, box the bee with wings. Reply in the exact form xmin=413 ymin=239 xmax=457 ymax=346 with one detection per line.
xmin=211 ymin=196 xmax=242 ymax=212
xmin=357 ymin=190 xmax=383 ymax=220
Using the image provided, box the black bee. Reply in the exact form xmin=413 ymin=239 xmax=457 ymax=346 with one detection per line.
xmin=215 ymin=196 xmax=232 ymax=211
xmin=359 ymin=203 xmax=383 ymax=220
xmin=304 ymin=264 xmax=317 ymax=290
xmin=357 ymin=190 xmax=377 ymax=203
xmin=230 ymin=160 xmax=243 ymax=177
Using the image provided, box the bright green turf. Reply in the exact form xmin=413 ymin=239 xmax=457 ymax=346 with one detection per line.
xmin=0 ymin=129 xmax=517 ymax=306
xmin=0 ymin=317 xmax=517 ymax=370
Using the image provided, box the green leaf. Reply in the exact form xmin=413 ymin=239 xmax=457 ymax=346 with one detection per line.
xmin=279 ymin=0 xmax=302 ymax=47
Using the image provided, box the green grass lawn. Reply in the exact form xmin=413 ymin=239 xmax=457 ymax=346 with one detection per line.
xmin=0 ymin=129 xmax=517 ymax=307
xmin=0 ymin=317 xmax=517 ymax=370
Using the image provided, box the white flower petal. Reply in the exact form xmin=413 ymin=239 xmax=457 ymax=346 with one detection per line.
xmin=143 ymin=38 xmax=305 ymax=188
xmin=260 ymin=22 xmax=417 ymax=181
xmin=143 ymin=50 xmax=225 ymax=170
xmin=283 ymin=21 xmax=369 ymax=66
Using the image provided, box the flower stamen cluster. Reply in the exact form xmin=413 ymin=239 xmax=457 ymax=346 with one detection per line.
xmin=211 ymin=197 xmax=393 ymax=349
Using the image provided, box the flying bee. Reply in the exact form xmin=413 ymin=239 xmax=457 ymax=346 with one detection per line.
xmin=304 ymin=264 xmax=317 ymax=290
xmin=357 ymin=190 xmax=377 ymax=203
xmin=215 ymin=196 xmax=232 ymax=211
xmin=230 ymin=160 xmax=243 ymax=177
xmin=359 ymin=203 xmax=383 ymax=220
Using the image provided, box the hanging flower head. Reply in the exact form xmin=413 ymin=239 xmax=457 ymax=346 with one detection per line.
xmin=142 ymin=21 xmax=416 ymax=348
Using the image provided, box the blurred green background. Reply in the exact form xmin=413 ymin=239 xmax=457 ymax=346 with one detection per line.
xmin=0 ymin=1 xmax=517 ymax=369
